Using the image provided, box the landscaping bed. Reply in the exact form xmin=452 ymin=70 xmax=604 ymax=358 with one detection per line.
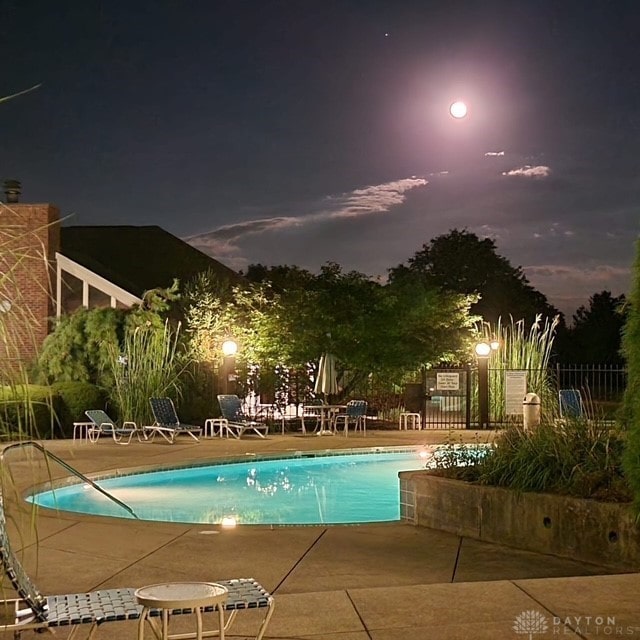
xmin=399 ymin=471 xmax=640 ymax=570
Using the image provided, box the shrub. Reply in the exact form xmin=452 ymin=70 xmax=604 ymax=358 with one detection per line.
xmin=179 ymin=361 xmax=217 ymax=424
xmin=426 ymin=430 xmax=489 ymax=481
xmin=50 ymin=381 xmax=108 ymax=438
xmin=479 ymin=420 xmax=631 ymax=502
xmin=35 ymin=307 xmax=124 ymax=387
xmin=622 ymin=238 xmax=640 ymax=513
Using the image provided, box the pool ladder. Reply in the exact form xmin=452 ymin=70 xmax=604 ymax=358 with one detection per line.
xmin=0 ymin=440 xmax=139 ymax=519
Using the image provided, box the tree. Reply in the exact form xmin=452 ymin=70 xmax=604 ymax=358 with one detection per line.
xmin=556 ymin=291 xmax=627 ymax=363
xmin=243 ymin=262 xmax=478 ymax=393
xmin=244 ymin=264 xmax=314 ymax=292
xmin=389 ymin=229 xmax=559 ymax=326
xmin=185 ymin=261 xmax=478 ymax=398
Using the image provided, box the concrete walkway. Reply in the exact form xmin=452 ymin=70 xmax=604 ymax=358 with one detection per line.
xmin=1 ymin=430 xmax=639 ymax=639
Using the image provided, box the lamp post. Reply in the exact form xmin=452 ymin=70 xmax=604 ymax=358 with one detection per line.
xmin=221 ymin=339 xmax=238 ymax=395
xmin=475 ymin=341 xmax=491 ymax=429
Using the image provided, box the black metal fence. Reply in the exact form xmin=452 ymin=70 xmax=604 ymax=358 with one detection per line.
xmin=400 ymin=363 xmax=627 ymax=429
xmin=554 ymin=363 xmax=627 ymax=402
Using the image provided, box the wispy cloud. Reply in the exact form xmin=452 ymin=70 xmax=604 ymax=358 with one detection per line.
xmin=525 ymin=264 xmax=630 ymax=282
xmin=502 ymin=165 xmax=551 ymax=178
xmin=205 ymin=217 xmax=299 ymax=240
xmin=186 ymin=177 xmax=428 ymax=267
xmin=327 ymin=178 xmax=427 ymax=219
xmin=484 ymin=151 xmax=505 ymax=157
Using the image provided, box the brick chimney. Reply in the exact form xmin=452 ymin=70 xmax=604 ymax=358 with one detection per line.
xmin=0 ymin=181 xmax=60 ymax=367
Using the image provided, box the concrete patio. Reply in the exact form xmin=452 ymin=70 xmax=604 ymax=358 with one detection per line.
xmin=1 ymin=429 xmax=639 ymax=639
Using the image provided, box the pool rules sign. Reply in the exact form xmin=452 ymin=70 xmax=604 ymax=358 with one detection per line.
xmin=436 ymin=372 xmax=460 ymax=391
xmin=505 ymin=371 xmax=527 ymax=415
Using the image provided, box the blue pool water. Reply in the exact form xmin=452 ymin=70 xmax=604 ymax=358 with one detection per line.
xmin=29 ymin=448 xmax=433 ymax=525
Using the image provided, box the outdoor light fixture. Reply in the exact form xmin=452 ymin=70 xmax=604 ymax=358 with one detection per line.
xmin=221 ymin=515 xmax=237 ymax=528
xmin=475 ymin=341 xmax=491 ymax=429
xmin=221 ymin=339 xmax=238 ymax=395
xmin=490 ymin=339 xmax=500 ymax=351
xmin=475 ymin=341 xmax=491 ymax=357
xmin=222 ymin=339 xmax=238 ymax=356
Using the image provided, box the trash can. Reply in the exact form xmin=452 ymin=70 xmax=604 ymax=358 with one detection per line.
xmin=522 ymin=392 xmax=541 ymax=430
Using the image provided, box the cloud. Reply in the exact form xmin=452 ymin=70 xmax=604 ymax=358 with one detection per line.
xmin=185 ymin=217 xmax=300 ymax=269
xmin=484 ymin=151 xmax=505 ymax=156
xmin=198 ymin=216 xmax=300 ymax=241
xmin=524 ymin=263 xmax=631 ymax=315
xmin=525 ymin=264 xmax=630 ymax=282
xmin=502 ymin=165 xmax=551 ymax=178
xmin=327 ymin=178 xmax=428 ymax=219
xmin=186 ymin=176 xmax=428 ymax=268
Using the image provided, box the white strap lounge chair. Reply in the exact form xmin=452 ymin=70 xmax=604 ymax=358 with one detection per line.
xmin=217 ymin=394 xmax=269 ymax=438
xmin=84 ymin=409 xmax=141 ymax=445
xmin=0 ymin=497 xmax=275 ymax=639
xmin=148 ymin=397 xmax=202 ymax=443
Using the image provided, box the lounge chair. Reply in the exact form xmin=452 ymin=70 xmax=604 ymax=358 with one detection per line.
xmin=0 ymin=498 xmax=275 ymax=639
xmin=84 ymin=409 xmax=141 ymax=445
xmin=558 ymin=388 xmax=586 ymax=420
xmin=217 ymin=394 xmax=269 ymax=439
xmin=148 ymin=397 xmax=202 ymax=443
xmin=333 ymin=400 xmax=368 ymax=436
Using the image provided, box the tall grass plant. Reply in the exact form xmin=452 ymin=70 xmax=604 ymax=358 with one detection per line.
xmin=106 ymin=320 xmax=191 ymax=426
xmin=479 ymin=314 xmax=560 ymax=423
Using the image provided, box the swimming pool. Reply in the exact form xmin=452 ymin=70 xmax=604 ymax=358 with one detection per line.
xmin=29 ymin=447 xmax=442 ymax=526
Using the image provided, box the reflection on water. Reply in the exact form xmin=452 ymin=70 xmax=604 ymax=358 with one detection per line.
xmin=29 ymin=449 xmax=462 ymax=525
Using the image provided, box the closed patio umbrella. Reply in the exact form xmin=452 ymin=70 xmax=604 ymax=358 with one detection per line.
xmin=314 ymin=353 xmax=338 ymax=399
xmin=313 ymin=352 xmax=339 ymax=435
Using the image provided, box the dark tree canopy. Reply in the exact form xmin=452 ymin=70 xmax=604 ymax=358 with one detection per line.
xmin=389 ymin=229 xmax=559 ymax=326
xmin=243 ymin=264 xmax=314 ymax=292
xmin=555 ymin=291 xmax=627 ymax=364
xmin=228 ymin=262 xmax=478 ymax=394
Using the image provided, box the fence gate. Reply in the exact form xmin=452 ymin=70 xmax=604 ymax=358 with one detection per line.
xmin=416 ymin=366 xmax=471 ymax=429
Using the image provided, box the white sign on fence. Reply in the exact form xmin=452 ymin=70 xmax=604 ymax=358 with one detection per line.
xmin=505 ymin=370 xmax=527 ymax=415
xmin=436 ymin=372 xmax=460 ymax=391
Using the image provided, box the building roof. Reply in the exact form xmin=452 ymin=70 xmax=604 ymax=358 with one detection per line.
xmin=60 ymin=225 xmax=242 ymax=297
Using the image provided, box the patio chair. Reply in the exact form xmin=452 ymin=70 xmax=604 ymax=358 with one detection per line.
xmin=0 ymin=499 xmax=275 ymax=640
xmin=217 ymin=394 xmax=269 ymax=439
xmin=148 ymin=397 xmax=202 ymax=444
xmin=301 ymin=398 xmax=324 ymax=435
xmin=84 ymin=409 xmax=141 ymax=445
xmin=558 ymin=388 xmax=586 ymax=420
xmin=333 ymin=400 xmax=368 ymax=436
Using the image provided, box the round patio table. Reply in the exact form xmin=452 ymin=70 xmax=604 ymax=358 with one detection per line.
xmin=135 ymin=581 xmax=228 ymax=640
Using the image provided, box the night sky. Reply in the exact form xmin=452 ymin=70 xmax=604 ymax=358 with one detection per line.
xmin=3 ymin=1 xmax=639 ymax=318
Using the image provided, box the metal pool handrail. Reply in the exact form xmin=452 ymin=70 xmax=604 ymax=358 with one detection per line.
xmin=0 ymin=440 xmax=139 ymax=519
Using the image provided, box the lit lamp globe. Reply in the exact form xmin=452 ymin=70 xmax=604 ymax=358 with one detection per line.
xmin=221 ymin=340 xmax=238 ymax=357
xmin=475 ymin=342 xmax=491 ymax=357
xmin=490 ymin=339 xmax=500 ymax=351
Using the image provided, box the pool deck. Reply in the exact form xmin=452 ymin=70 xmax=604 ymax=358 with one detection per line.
xmin=2 ymin=428 xmax=639 ymax=639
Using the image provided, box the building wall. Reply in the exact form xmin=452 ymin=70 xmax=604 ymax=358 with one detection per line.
xmin=0 ymin=203 xmax=60 ymax=366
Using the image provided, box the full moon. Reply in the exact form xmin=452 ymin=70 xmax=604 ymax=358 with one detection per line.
xmin=449 ymin=101 xmax=468 ymax=118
